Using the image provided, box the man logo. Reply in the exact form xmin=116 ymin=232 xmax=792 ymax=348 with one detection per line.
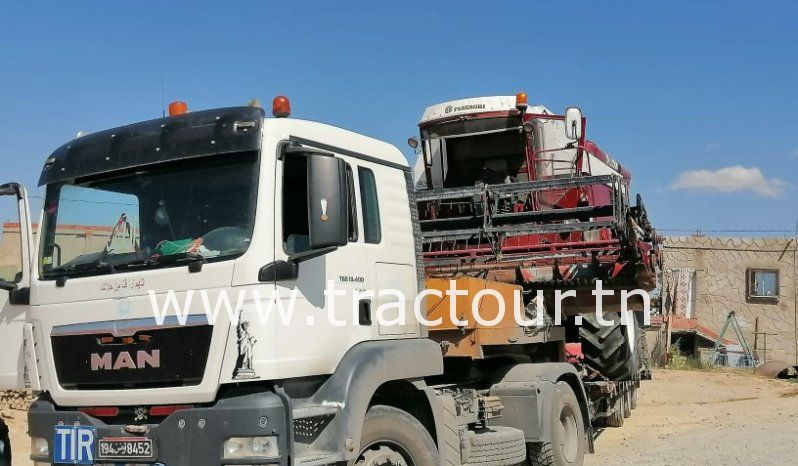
xmin=90 ymin=350 xmax=161 ymax=371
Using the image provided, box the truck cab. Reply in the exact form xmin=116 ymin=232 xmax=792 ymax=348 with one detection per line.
xmin=7 ymin=99 xmax=454 ymax=465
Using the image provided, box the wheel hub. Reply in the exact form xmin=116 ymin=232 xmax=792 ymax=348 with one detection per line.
xmin=355 ymin=444 xmax=407 ymax=466
xmin=559 ymin=405 xmax=579 ymax=463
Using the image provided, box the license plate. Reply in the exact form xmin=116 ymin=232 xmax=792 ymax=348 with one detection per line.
xmin=97 ymin=437 xmax=154 ymax=461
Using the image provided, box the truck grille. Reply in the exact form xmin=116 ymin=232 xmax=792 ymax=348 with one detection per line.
xmin=51 ymin=323 xmax=213 ymax=390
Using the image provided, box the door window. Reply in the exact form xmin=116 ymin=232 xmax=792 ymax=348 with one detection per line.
xmin=282 ymin=153 xmax=358 ymax=254
xmin=0 ymin=194 xmax=23 ymax=283
xmin=358 ymin=167 xmax=381 ymax=244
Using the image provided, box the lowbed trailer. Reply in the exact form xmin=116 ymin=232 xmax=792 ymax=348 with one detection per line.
xmin=0 ymin=95 xmax=651 ymax=466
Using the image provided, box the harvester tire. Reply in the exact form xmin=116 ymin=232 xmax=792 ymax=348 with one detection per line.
xmin=578 ymin=311 xmax=639 ymax=381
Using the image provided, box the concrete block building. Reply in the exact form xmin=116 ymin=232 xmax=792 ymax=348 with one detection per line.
xmin=662 ymin=236 xmax=797 ymax=364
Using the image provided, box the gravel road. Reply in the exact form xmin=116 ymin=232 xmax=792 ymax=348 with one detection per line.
xmin=586 ymin=369 xmax=798 ymax=465
xmin=4 ymin=369 xmax=798 ymax=465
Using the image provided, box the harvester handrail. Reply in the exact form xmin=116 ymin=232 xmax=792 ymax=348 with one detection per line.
xmin=416 ymin=174 xmax=622 ymax=202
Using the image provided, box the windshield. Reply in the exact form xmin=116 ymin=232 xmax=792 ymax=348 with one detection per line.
xmin=39 ymin=151 xmax=259 ymax=279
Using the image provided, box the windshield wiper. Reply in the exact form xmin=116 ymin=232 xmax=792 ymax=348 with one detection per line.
xmin=126 ymin=252 xmax=207 ymax=273
xmin=46 ymin=260 xmax=117 ymax=285
xmin=47 ymin=249 xmax=116 ymax=276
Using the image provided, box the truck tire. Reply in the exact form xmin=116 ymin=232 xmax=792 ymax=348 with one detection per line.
xmin=622 ymin=388 xmax=632 ymax=418
xmin=464 ymin=426 xmax=526 ymax=465
xmin=0 ymin=418 xmax=10 ymax=466
xmin=636 ymin=315 xmax=652 ymax=379
xmin=578 ymin=311 xmax=639 ymax=381
xmin=526 ymin=382 xmax=585 ymax=466
xmin=353 ymin=405 xmax=439 ymax=466
xmin=603 ymin=395 xmax=624 ymax=428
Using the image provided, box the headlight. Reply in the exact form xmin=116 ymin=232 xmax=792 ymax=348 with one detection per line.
xmin=223 ymin=436 xmax=279 ymax=459
xmin=31 ymin=436 xmax=49 ymax=456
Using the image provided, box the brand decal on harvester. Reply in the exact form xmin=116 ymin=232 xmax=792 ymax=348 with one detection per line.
xmin=90 ymin=350 xmax=161 ymax=371
xmin=444 ymin=103 xmax=486 ymax=114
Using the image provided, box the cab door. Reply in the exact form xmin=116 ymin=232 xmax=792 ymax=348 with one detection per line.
xmin=0 ymin=182 xmax=34 ymax=389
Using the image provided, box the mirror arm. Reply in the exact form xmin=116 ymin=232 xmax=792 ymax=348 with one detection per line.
xmin=9 ymin=287 xmax=29 ymax=305
xmin=258 ymin=246 xmax=339 ymax=282
xmin=0 ymin=279 xmax=18 ymax=292
xmin=258 ymin=260 xmax=298 ymax=282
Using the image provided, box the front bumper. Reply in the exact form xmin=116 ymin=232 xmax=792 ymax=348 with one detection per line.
xmin=28 ymin=390 xmax=290 ymax=466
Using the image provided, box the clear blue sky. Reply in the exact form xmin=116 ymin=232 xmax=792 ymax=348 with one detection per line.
xmin=0 ymin=1 xmax=796 ymax=234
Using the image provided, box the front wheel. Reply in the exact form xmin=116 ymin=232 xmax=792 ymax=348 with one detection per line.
xmin=353 ymin=405 xmax=439 ymax=466
xmin=527 ymin=382 xmax=586 ymax=466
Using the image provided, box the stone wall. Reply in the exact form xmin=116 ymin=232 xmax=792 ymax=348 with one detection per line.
xmin=0 ymin=390 xmax=34 ymax=412
xmin=663 ymin=236 xmax=798 ymax=364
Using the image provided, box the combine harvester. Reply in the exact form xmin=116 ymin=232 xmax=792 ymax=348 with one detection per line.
xmin=411 ymin=93 xmax=660 ymax=423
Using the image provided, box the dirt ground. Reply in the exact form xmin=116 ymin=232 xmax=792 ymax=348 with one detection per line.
xmin=586 ymin=369 xmax=798 ymax=466
xmin=4 ymin=369 xmax=798 ymax=465
xmin=2 ymin=407 xmax=30 ymax=466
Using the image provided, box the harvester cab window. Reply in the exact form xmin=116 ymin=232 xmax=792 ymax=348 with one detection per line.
xmin=358 ymin=167 xmax=381 ymax=244
xmin=421 ymin=117 xmax=527 ymax=189
xmin=442 ymin=130 xmax=526 ymax=188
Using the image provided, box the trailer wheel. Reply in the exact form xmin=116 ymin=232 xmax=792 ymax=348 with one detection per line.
xmin=0 ymin=418 xmax=10 ymax=466
xmin=603 ymin=395 xmax=624 ymax=428
xmin=622 ymin=388 xmax=632 ymax=418
xmin=578 ymin=311 xmax=639 ymax=381
xmin=353 ymin=405 xmax=438 ymax=466
xmin=527 ymin=382 xmax=585 ymax=466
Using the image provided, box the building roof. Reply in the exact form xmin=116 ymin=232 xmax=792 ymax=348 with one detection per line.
xmin=670 ymin=316 xmax=736 ymax=346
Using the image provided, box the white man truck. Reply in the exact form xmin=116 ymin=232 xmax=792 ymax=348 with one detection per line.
xmin=0 ymin=95 xmax=651 ymax=466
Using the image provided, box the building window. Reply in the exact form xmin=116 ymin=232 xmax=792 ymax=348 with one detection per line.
xmin=358 ymin=167 xmax=381 ymax=244
xmin=747 ymin=269 xmax=779 ymax=300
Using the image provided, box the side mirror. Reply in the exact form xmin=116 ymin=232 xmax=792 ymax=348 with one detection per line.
xmin=307 ymin=154 xmax=349 ymax=249
xmin=407 ymin=137 xmax=422 ymax=155
xmin=565 ymin=107 xmax=583 ymax=140
xmin=0 ymin=280 xmax=17 ymax=291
